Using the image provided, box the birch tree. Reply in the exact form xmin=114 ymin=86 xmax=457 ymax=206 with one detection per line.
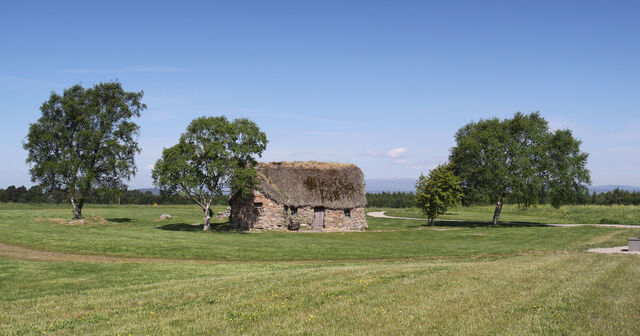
xmin=152 ymin=116 xmax=267 ymax=230
xmin=450 ymin=112 xmax=590 ymax=225
xmin=24 ymin=82 xmax=145 ymax=219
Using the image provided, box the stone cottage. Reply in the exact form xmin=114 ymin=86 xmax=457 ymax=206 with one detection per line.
xmin=230 ymin=161 xmax=368 ymax=231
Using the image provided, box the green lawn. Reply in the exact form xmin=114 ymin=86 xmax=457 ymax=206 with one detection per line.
xmin=384 ymin=204 xmax=640 ymax=225
xmin=1 ymin=203 xmax=640 ymax=335
xmin=0 ymin=204 xmax=636 ymax=261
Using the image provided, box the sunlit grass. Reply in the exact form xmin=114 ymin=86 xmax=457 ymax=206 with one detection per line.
xmin=2 ymin=253 xmax=640 ymax=335
xmin=0 ymin=204 xmax=637 ymax=261
xmin=385 ymin=204 xmax=640 ymax=225
xmin=2 ymin=203 xmax=640 ymax=335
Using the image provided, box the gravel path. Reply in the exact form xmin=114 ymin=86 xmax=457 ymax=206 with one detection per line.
xmin=587 ymin=246 xmax=640 ymax=255
xmin=367 ymin=211 xmax=640 ymax=228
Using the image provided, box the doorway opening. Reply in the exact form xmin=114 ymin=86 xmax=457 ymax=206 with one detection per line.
xmin=313 ymin=207 xmax=325 ymax=229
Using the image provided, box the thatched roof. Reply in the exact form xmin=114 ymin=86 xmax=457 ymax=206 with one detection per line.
xmin=256 ymin=161 xmax=366 ymax=209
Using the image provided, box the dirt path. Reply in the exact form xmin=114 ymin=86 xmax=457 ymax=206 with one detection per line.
xmin=0 ymin=242 xmax=230 ymax=264
xmin=0 ymin=242 xmax=459 ymax=264
xmin=367 ymin=211 xmax=640 ymax=229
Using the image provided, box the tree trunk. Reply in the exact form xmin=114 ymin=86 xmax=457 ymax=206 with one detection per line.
xmin=492 ymin=198 xmax=503 ymax=226
xmin=70 ymin=197 xmax=83 ymax=219
xmin=433 ymin=204 xmax=438 ymax=226
xmin=203 ymin=206 xmax=211 ymax=231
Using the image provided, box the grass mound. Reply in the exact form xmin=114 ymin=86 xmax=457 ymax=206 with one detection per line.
xmin=35 ymin=217 xmax=68 ymax=225
xmin=35 ymin=216 xmax=109 ymax=226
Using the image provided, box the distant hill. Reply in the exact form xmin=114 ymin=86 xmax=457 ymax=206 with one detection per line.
xmin=588 ymin=185 xmax=640 ymax=193
xmin=365 ymin=178 xmax=416 ymax=193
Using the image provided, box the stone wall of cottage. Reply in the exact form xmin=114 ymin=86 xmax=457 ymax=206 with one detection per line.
xmin=323 ymin=207 xmax=367 ymax=231
xmin=231 ymin=191 xmax=368 ymax=231
xmin=230 ymin=191 xmax=287 ymax=231
xmin=287 ymin=205 xmax=314 ymax=231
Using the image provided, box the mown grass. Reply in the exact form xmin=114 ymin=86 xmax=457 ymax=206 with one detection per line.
xmin=2 ymin=253 xmax=640 ymax=335
xmin=385 ymin=204 xmax=640 ymax=225
xmin=0 ymin=204 xmax=638 ymax=261
xmin=2 ymin=203 xmax=640 ymax=335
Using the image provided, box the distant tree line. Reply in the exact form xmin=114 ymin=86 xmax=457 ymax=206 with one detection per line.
xmin=461 ymin=189 xmax=591 ymax=206
xmin=2 ymin=185 xmax=638 ymax=207
xmin=365 ymin=192 xmax=416 ymax=208
xmin=364 ymin=189 xmax=640 ymax=208
xmin=0 ymin=185 xmax=230 ymax=205
xmin=588 ymin=189 xmax=640 ymax=206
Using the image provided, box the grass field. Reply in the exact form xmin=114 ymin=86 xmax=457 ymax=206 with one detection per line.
xmin=1 ymin=203 xmax=640 ymax=335
xmin=385 ymin=204 xmax=640 ymax=225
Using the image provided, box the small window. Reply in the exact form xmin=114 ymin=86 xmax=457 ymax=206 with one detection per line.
xmin=344 ymin=209 xmax=351 ymax=218
xmin=290 ymin=207 xmax=297 ymax=215
xmin=254 ymin=202 xmax=263 ymax=213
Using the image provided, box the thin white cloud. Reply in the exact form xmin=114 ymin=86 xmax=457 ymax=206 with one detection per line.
xmin=145 ymin=164 xmax=154 ymax=170
xmin=363 ymin=147 xmax=427 ymax=169
xmin=61 ymin=66 xmax=188 ymax=74
xmin=387 ymin=148 xmax=408 ymax=158
xmin=365 ymin=150 xmax=380 ymax=157
xmin=363 ymin=147 xmax=409 ymax=159
xmin=394 ymin=158 xmax=428 ymax=170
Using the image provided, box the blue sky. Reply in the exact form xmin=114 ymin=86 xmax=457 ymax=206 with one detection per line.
xmin=1 ymin=1 xmax=639 ymax=189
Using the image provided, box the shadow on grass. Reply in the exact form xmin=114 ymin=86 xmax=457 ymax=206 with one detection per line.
xmin=107 ymin=218 xmax=132 ymax=223
xmin=427 ymin=220 xmax=554 ymax=228
xmin=157 ymin=221 xmax=247 ymax=233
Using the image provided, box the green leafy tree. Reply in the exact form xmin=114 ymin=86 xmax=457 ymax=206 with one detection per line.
xmin=450 ymin=112 xmax=590 ymax=225
xmin=415 ymin=163 xmax=463 ymax=225
xmin=152 ymin=116 xmax=267 ymax=231
xmin=24 ymin=82 xmax=145 ymax=218
xmin=4 ymin=185 xmax=18 ymax=202
xmin=545 ymin=129 xmax=591 ymax=207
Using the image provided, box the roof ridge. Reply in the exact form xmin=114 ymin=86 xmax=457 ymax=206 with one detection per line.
xmin=258 ymin=161 xmax=356 ymax=169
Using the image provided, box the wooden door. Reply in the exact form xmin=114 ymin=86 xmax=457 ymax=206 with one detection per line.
xmin=313 ymin=207 xmax=324 ymax=229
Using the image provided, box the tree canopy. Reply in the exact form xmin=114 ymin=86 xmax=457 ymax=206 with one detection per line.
xmin=152 ymin=116 xmax=267 ymax=230
xmin=450 ymin=112 xmax=590 ymax=225
xmin=23 ymin=82 xmax=145 ymax=218
xmin=415 ymin=163 xmax=463 ymax=224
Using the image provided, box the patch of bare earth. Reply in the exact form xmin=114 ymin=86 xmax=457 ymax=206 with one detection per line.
xmin=0 ymin=242 xmax=226 ymax=264
xmin=587 ymin=246 xmax=640 ymax=255
xmin=68 ymin=216 xmax=109 ymax=226
xmin=35 ymin=216 xmax=109 ymax=226
xmin=35 ymin=217 xmax=68 ymax=225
